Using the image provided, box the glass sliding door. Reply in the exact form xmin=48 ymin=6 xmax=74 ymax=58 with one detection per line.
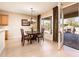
xmin=63 ymin=3 xmax=79 ymax=50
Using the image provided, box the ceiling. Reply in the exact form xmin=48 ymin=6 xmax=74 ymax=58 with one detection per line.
xmin=62 ymin=2 xmax=77 ymax=15
xmin=63 ymin=3 xmax=78 ymax=15
xmin=0 ymin=2 xmax=58 ymax=16
xmin=62 ymin=2 xmax=77 ymax=8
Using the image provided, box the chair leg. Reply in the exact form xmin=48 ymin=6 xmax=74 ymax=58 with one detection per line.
xmin=21 ymin=39 xmax=25 ymax=46
xmin=21 ymin=37 xmax=23 ymax=43
xmin=38 ymin=38 xmax=39 ymax=43
xmin=43 ymin=37 xmax=44 ymax=41
xmin=27 ymin=40 xmax=29 ymax=43
xmin=23 ymin=40 xmax=25 ymax=46
xmin=21 ymin=37 xmax=23 ymax=46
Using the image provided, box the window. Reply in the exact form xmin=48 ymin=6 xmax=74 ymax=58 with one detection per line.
xmin=41 ymin=16 xmax=52 ymax=34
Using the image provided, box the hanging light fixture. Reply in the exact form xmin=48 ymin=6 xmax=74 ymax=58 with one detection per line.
xmin=29 ymin=8 xmax=35 ymax=24
xmin=30 ymin=8 xmax=33 ymax=23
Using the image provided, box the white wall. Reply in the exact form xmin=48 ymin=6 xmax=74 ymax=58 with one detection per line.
xmin=0 ymin=11 xmax=37 ymax=40
xmin=41 ymin=9 xmax=53 ymax=41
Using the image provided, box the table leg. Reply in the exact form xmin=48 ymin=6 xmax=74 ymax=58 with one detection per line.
xmin=30 ymin=40 xmax=32 ymax=44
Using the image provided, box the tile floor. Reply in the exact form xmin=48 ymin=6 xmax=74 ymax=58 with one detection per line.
xmin=0 ymin=39 xmax=79 ymax=57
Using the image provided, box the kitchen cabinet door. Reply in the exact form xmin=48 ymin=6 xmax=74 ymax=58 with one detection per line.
xmin=0 ymin=16 xmax=2 ymax=25
xmin=1 ymin=15 xmax=8 ymax=26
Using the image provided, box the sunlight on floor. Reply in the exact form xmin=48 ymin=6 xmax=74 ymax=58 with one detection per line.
xmin=0 ymin=39 xmax=79 ymax=57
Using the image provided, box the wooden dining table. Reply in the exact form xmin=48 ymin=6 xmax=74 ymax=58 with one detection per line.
xmin=25 ymin=31 xmax=40 ymax=44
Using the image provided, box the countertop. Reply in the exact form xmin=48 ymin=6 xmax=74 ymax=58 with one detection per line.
xmin=0 ymin=29 xmax=4 ymax=32
xmin=0 ymin=29 xmax=7 ymax=32
xmin=0 ymin=26 xmax=8 ymax=32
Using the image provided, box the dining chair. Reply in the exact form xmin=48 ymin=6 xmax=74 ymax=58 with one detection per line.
xmin=37 ymin=28 xmax=44 ymax=42
xmin=20 ymin=29 xmax=31 ymax=46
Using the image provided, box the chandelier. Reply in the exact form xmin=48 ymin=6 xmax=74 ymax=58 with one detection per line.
xmin=29 ymin=8 xmax=35 ymax=24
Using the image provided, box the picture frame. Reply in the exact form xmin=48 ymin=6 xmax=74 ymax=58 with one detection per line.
xmin=21 ymin=19 xmax=30 ymax=26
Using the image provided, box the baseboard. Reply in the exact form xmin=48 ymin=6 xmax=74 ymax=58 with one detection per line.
xmin=45 ymin=38 xmax=53 ymax=42
xmin=8 ymin=37 xmax=21 ymax=40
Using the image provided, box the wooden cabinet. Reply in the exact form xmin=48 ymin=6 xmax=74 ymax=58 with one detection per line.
xmin=0 ymin=16 xmax=2 ymax=24
xmin=0 ymin=15 xmax=8 ymax=26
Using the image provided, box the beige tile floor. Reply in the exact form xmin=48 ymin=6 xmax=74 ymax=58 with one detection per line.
xmin=0 ymin=39 xmax=79 ymax=57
